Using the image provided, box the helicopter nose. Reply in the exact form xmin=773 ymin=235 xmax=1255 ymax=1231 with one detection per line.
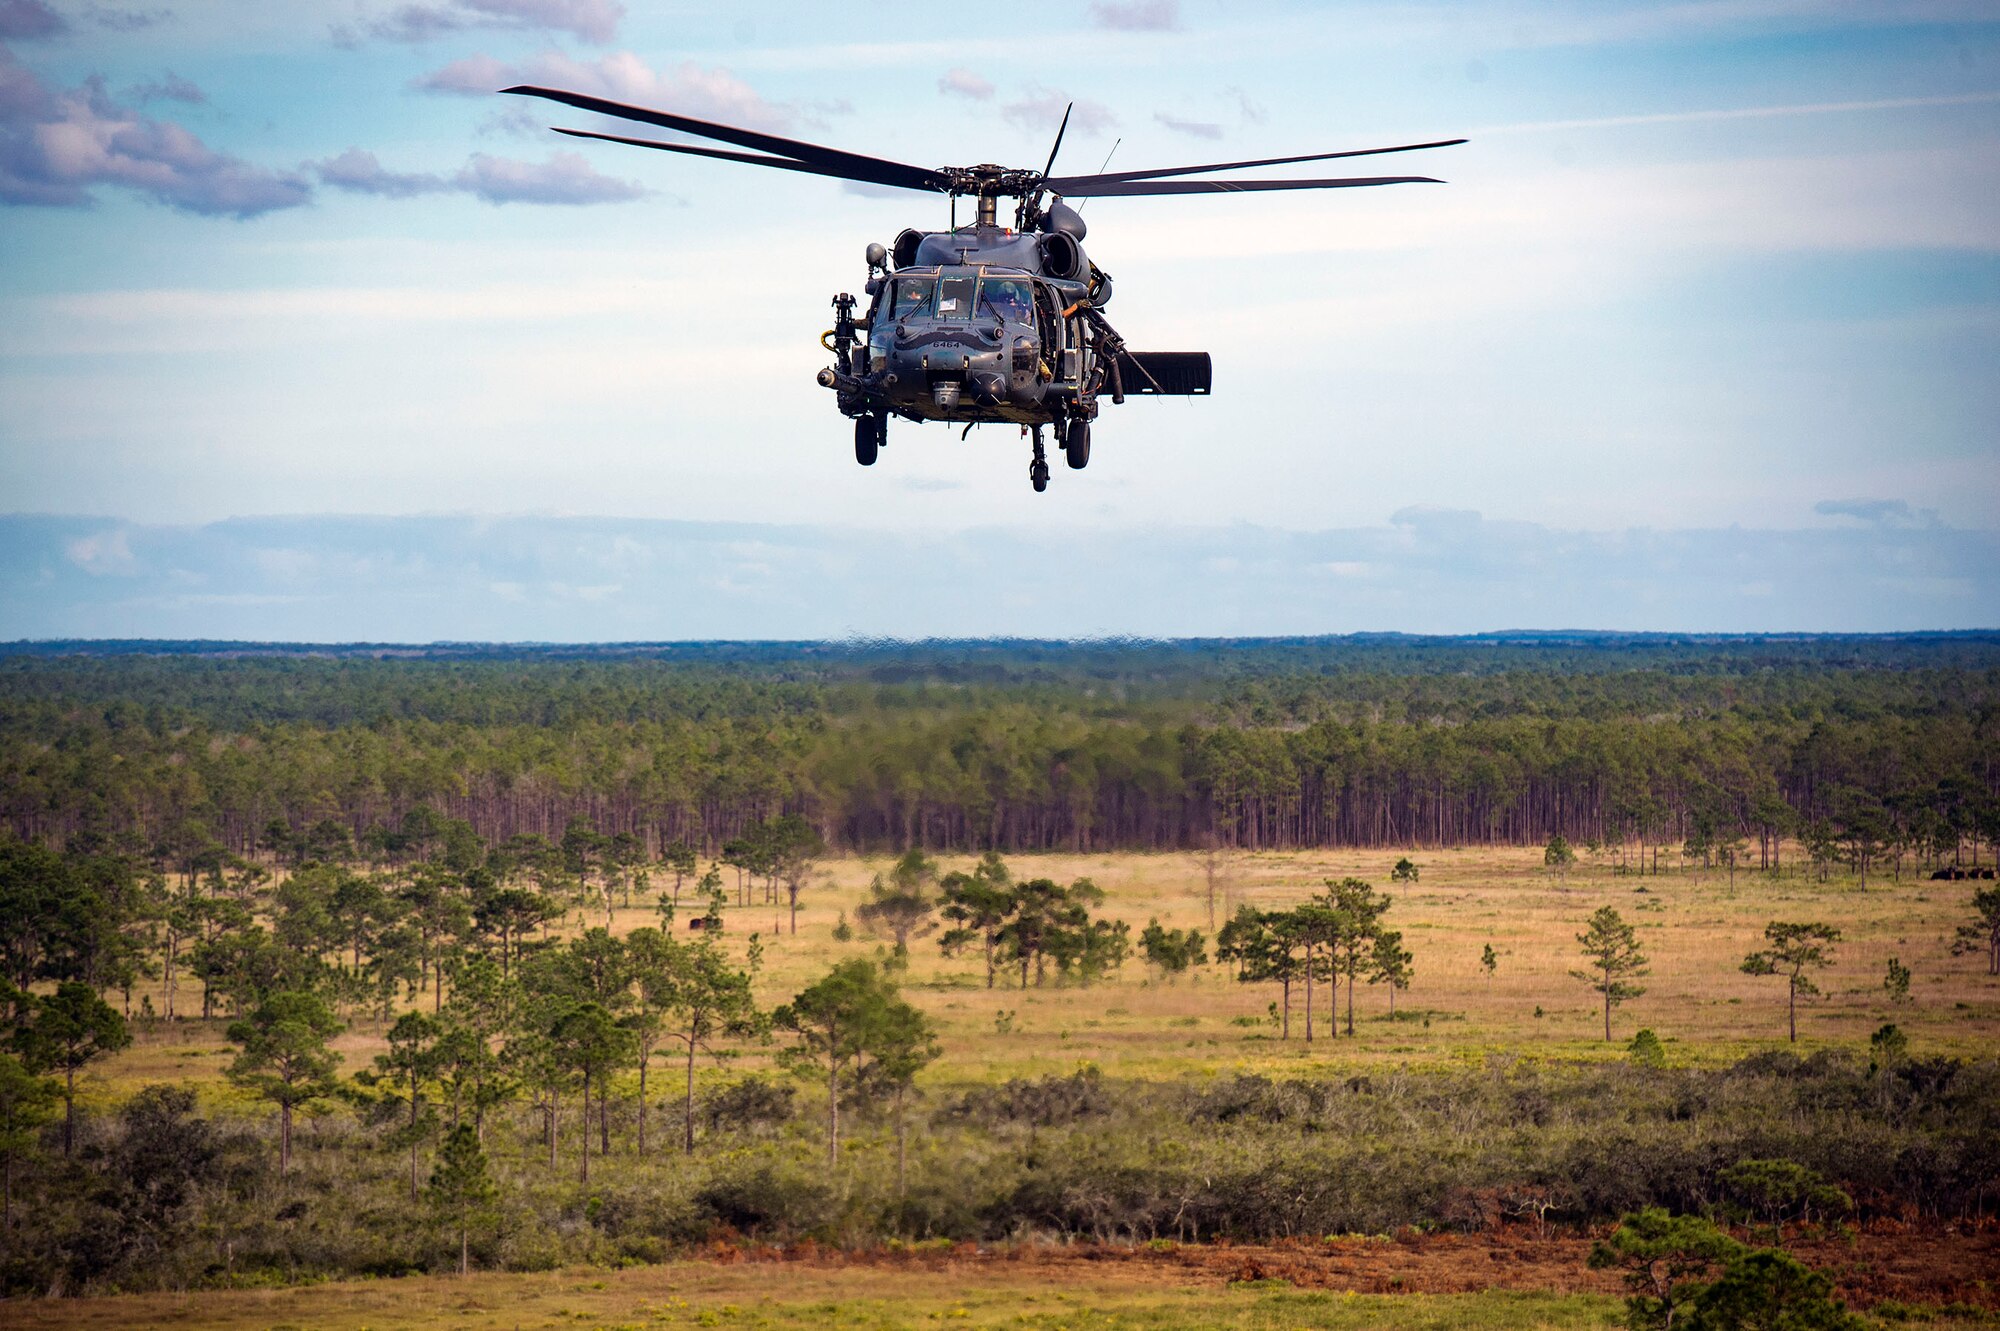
xmin=968 ymin=371 xmax=1006 ymax=407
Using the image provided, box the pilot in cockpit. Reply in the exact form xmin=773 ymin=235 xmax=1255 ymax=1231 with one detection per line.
xmin=980 ymin=278 xmax=1032 ymax=324
xmin=892 ymin=280 xmax=934 ymax=319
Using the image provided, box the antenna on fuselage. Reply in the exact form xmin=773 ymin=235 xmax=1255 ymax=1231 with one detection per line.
xmin=1076 ymin=137 xmax=1120 ymax=214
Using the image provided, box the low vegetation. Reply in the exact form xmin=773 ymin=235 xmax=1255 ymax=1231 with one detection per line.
xmin=1 ymin=638 xmax=1996 ymax=1325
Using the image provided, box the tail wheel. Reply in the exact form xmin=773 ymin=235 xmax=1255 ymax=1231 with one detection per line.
xmin=854 ymin=416 xmax=881 ymax=466
xmin=1030 ymin=459 xmax=1050 ymax=492
xmin=1064 ymin=418 xmax=1091 ymax=469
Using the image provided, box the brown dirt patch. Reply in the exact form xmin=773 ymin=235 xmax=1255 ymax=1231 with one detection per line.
xmin=694 ymin=1219 xmax=1999 ymax=1310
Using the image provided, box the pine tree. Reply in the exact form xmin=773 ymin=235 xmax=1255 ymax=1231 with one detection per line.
xmin=1571 ymin=907 xmax=1649 ymax=1041
xmin=1741 ymin=921 xmax=1840 ymax=1043
xmin=428 ymin=1124 xmax=499 ymax=1275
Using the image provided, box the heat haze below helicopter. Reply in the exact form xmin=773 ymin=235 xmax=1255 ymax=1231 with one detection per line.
xmin=0 ymin=0 xmax=1994 ymax=538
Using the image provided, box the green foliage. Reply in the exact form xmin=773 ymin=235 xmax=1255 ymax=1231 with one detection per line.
xmin=1366 ymin=928 xmax=1413 ymax=1012
xmin=1139 ymin=918 xmax=1207 ymax=978
xmin=855 ymin=849 xmax=940 ymax=959
xmin=428 ymin=1124 xmax=499 ymax=1274
xmin=1954 ymin=885 xmax=2000 ymax=975
xmin=1628 ymin=1028 xmax=1667 ymax=1068
xmin=1882 ymin=956 xmax=1911 ymax=1003
xmin=1869 ymin=1022 xmax=1909 ymax=1073
xmin=1591 ymin=1209 xmax=1868 ymax=1331
xmin=1391 ymin=856 xmax=1419 ymax=883
xmin=1589 ymin=1208 xmax=1745 ymax=1330
xmin=224 ymin=989 xmax=343 ymax=1171
xmin=5 ymin=640 xmax=1996 ymax=863
xmin=1572 ymin=907 xmax=1648 ymax=1041
xmin=1740 ymin=922 xmax=1841 ymax=1043
xmin=12 ymin=980 xmax=130 ymax=1155
xmin=1481 ymin=942 xmax=1499 ymax=978
xmin=773 ymin=958 xmax=935 ymax=1165
xmin=1681 ymin=1247 xmax=1869 ymax=1330
xmin=0 ymin=1052 xmax=58 ymax=1222
xmin=1715 ymin=1159 xmax=1853 ymax=1233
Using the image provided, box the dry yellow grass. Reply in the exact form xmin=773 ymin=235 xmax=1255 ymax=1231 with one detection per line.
xmin=0 ymin=1258 xmax=1629 ymax=1331
xmin=92 ymin=846 xmax=1998 ymax=1108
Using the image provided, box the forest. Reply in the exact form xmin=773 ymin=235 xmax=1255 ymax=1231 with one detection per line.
xmin=2 ymin=635 xmax=1996 ymax=1320
xmin=2 ymin=634 xmax=1996 ymax=862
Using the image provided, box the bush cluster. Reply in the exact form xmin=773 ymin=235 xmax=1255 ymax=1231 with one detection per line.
xmin=3 ymin=1049 xmax=1994 ymax=1295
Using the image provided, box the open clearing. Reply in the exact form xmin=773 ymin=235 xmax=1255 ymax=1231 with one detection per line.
xmin=99 ymin=844 xmax=2000 ymax=1105
xmin=33 ymin=845 xmax=1997 ymax=1328
xmin=6 ymin=1225 xmax=1995 ymax=1330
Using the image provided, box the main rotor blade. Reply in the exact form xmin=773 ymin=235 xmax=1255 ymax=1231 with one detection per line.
xmin=1055 ymin=174 xmax=1445 ymax=196
xmin=503 ymin=85 xmax=949 ymax=193
xmin=551 ymin=127 xmax=942 ymax=192
xmin=1046 ymin=137 xmax=1465 ymax=189
xmin=1040 ymin=103 xmax=1073 ymax=182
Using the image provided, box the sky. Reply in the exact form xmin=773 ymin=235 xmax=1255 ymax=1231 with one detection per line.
xmin=1 ymin=0 xmax=1996 ymax=639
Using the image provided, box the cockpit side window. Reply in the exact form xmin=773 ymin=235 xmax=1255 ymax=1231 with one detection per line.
xmin=892 ymin=278 xmax=934 ymax=318
xmin=935 ymin=274 xmax=975 ymax=320
xmin=978 ymin=277 xmax=1033 ymax=324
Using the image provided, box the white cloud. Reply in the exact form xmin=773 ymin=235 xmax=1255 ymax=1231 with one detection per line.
xmin=0 ymin=47 xmax=309 ymax=216
xmin=1153 ymin=112 xmax=1222 ymax=139
xmin=342 ymin=0 xmax=622 ymax=45
xmin=937 ymin=67 xmax=993 ymax=101
xmin=420 ymin=49 xmax=792 ymax=132
xmin=312 ymin=146 xmax=644 ymax=205
xmin=1001 ymin=90 xmax=1117 ymax=138
xmin=0 ymin=0 xmax=64 ymax=40
xmin=1090 ymin=0 xmax=1177 ymax=31
xmin=7 ymin=513 xmax=1995 ymax=639
xmin=456 ymin=149 xmax=643 ymax=204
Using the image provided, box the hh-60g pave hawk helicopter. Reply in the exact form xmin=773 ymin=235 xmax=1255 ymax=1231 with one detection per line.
xmin=503 ymin=85 xmax=1464 ymax=491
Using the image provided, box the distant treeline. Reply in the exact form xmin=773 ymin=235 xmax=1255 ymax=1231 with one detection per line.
xmin=2 ymin=635 xmax=1996 ymax=859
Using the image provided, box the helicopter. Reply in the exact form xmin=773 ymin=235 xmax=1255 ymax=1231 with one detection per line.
xmin=502 ymin=85 xmax=1463 ymax=492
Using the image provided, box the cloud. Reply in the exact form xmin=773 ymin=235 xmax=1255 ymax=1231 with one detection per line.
xmin=311 ymin=147 xmax=449 ymax=199
xmin=1390 ymin=504 xmax=1483 ymax=529
xmin=457 ymin=149 xmax=642 ymax=204
xmin=420 ymin=49 xmax=790 ymax=130
xmin=936 ymin=67 xmax=993 ymax=101
xmin=1090 ymin=0 xmax=1177 ymax=31
xmin=1225 ymin=85 xmax=1266 ymax=125
xmin=1001 ymin=90 xmax=1116 ymax=137
xmin=87 ymin=6 xmax=171 ymax=31
xmin=127 ymin=71 xmax=204 ymax=104
xmin=1154 ymin=112 xmax=1222 ymax=139
xmin=0 ymin=0 xmax=63 ymax=39
xmin=63 ymin=527 xmax=138 ymax=576
xmin=1814 ymin=498 xmax=1938 ymax=527
xmin=312 ymin=146 xmax=643 ymax=205
xmin=5 ymin=513 xmax=1994 ymax=640
xmin=1477 ymin=89 xmax=2000 ymax=138
xmin=0 ymin=48 xmax=310 ymax=216
xmin=342 ymin=0 xmax=622 ymax=45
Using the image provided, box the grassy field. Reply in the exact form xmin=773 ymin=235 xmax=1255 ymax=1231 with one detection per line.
xmin=0 ymin=1260 xmax=1626 ymax=1331
xmin=29 ymin=846 xmax=2000 ymax=1329
xmin=98 ymin=845 xmax=2000 ymax=1107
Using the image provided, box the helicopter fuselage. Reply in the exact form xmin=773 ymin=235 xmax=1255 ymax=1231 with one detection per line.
xmin=823 ymin=220 xmax=1100 ymax=430
xmin=860 ymin=262 xmax=1069 ymax=426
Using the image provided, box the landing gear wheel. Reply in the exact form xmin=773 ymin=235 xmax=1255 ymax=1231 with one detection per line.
xmin=1030 ymin=460 xmax=1049 ymax=492
xmin=854 ymin=415 xmax=882 ymax=466
xmin=1064 ymin=418 xmax=1091 ymax=469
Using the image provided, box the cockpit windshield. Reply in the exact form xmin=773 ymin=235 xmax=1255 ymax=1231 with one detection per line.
xmin=934 ymin=274 xmax=975 ymax=320
xmin=979 ymin=277 xmax=1033 ymax=324
xmin=891 ymin=278 xmax=934 ymax=319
